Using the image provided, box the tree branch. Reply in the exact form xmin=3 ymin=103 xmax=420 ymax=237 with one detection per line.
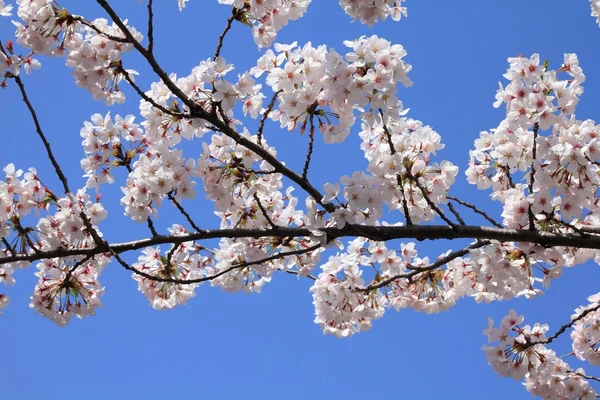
xmin=146 ymin=0 xmax=154 ymax=53
xmin=214 ymin=8 xmax=238 ymax=60
xmin=360 ymin=240 xmax=490 ymax=291
xmin=257 ymin=90 xmax=281 ymax=147
xmin=96 ymin=0 xmax=335 ymax=214
xmin=6 ymin=224 xmax=600 ymax=266
xmin=302 ymin=115 xmax=315 ymax=180
xmin=168 ymin=192 xmax=202 ymax=233
xmin=447 ymin=196 xmax=503 ymax=228
xmin=380 ymin=110 xmax=413 ymax=226
xmin=13 ymin=74 xmax=72 ymax=194
xmin=527 ymin=123 xmax=539 ymax=231
xmin=126 ymin=243 xmax=322 ymax=285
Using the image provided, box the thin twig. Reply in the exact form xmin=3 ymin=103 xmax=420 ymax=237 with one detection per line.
xmin=527 ymin=123 xmax=539 ymax=231
xmin=121 ymin=69 xmax=189 ymax=118
xmin=379 ymin=110 xmax=412 ymax=225
xmin=406 ymin=171 xmax=456 ymax=229
xmin=146 ymin=0 xmax=154 ymax=53
xmin=68 ymin=254 xmax=95 ymax=274
xmin=1 ymin=238 xmax=16 ymax=256
xmin=538 ymin=303 xmax=600 ymax=346
xmin=302 ymin=115 xmax=315 ymax=180
xmin=281 ymin=269 xmax=317 ymax=281
xmin=447 ymin=196 xmax=503 ymax=228
xmin=360 ymin=240 xmax=491 ymax=291
xmin=168 ymin=192 xmax=203 ymax=232
xmin=13 ymin=75 xmax=71 ymax=194
xmin=122 ymin=243 xmax=321 ymax=285
xmin=214 ymin=9 xmax=237 ymax=60
xmin=447 ymin=202 xmax=466 ymax=225
xmin=74 ymin=17 xmax=129 ymax=43
xmin=253 ymin=193 xmax=278 ymax=230
xmin=257 ymin=91 xmax=281 ymax=147
xmin=573 ymin=372 xmax=600 ymax=383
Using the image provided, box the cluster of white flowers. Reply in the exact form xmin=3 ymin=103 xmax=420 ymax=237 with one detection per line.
xmin=0 ymin=164 xmax=109 ymax=325
xmin=217 ymin=0 xmax=311 ymax=48
xmin=36 ymin=190 xmax=107 ymax=251
xmin=0 ymin=0 xmax=11 ymax=16
xmin=467 ymin=54 xmax=594 ymax=232
xmin=195 ymin=130 xmax=321 ymax=294
xmin=339 ymin=0 xmax=407 ymax=26
xmin=3 ymin=164 xmax=107 ymax=325
xmin=0 ymin=40 xmax=41 ymax=78
xmin=252 ymin=36 xmax=412 ymax=144
xmin=121 ymin=149 xmax=197 ymax=222
xmin=311 ymin=238 xmax=476 ymax=337
xmin=484 ymin=310 xmax=597 ymax=399
xmin=358 ymin=116 xmax=458 ymax=224
xmin=571 ymin=293 xmax=600 ymax=366
xmin=311 ymin=238 xmax=385 ymax=337
xmin=591 ymin=0 xmax=600 ymax=26
xmin=132 ymin=225 xmax=213 ymax=310
xmin=14 ymin=0 xmax=142 ymax=104
xmin=80 ymin=113 xmax=145 ymax=190
xmin=0 ymin=164 xmax=52 ymax=313
xmin=30 ymin=255 xmax=107 ymax=326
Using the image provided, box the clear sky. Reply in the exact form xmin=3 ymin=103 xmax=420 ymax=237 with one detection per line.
xmin=1 ymin=1 xmax=600 ymax=399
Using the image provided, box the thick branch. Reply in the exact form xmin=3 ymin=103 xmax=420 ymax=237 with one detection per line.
xmin=6 ymin=224 xmax=600 ymax=266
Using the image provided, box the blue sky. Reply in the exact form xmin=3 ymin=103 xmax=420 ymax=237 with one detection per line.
xmin=1 ymin=1 xmax=600 ymax=399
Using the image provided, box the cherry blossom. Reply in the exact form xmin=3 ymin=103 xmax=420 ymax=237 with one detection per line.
xmin=484 ymin=310 xmax=597 ymax=399
xmin=13 ymin=0 xmax=142 ymax=104
xmin=339 ymin=0 xmax=407 ymax=26
xmin=0 ymin=0 xmax=12 ymax=17
xmin=3 ymin=2 xmax=600 ymax=398
xmin=591 ymin=0 xmax=600 ymax=26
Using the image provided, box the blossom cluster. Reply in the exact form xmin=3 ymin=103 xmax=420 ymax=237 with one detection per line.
xmin=0 ymin=0 xmax=11 ymax=17
xmin=466 ymin=54 xmax=596 ymax=232
xmin=31 ymin=254 xmax=108 ymax=326
xmin=571 ymin=293 xmax=600 ymax=366
xmin=0 ymin=163 xmax=50 ymax=312
xmin=339 ymin=0 xmax=407 ymax=26
xmin=311 ymin=238 xmax=476 ymax=337
xmin=591 ymin=0 xmax=600 ymax=26
xmin=195 ymin=131 xmax=320 ymax=294
xmin=30 ymin=190 xmax=108 ymax=325
xmin=0 ymin=39 xmax=41 ymax=79
xmin=484 ymin=310 xmax=597 ymax=399
xmin=0 ymin=161 xmax=109 ymax=324
xmin=253 ymin=35 xmax=412 ymax=145
xmin=217 ymin=0 xmax=311 ymax=48
xmin=132 ymin=225 xmax=213 ymax=309
xmin=355 ymin=116 xmax=458 ymax=224
xmin=14 ymin=0 xmax=142 ymax=104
